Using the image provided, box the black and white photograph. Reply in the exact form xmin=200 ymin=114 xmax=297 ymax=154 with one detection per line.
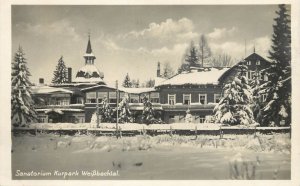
xmin=0 ymin=1 xmax=300 ymax=185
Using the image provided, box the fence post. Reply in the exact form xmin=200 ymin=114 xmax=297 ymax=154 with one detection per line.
xmin=219 ymin=126 xmax=223 ymax=139
xmin=170 ymin=126 xmax=173 ymax=137
xmin=254 ymin=126 xmax=257 ymax=138
xmin=289 ymin=125 xmax=291 ymax=139
xmin=116 ymin=127 xmax=119 ymax=139
xmin=119 ymin=126 xmax=122 ymax=138
xmin=35 ymin=126 xmax=37 ymax=136
xmin=195 ymin=126 xmax=198 ymax=139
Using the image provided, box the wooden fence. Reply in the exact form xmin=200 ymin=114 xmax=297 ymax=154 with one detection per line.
xmin=12 ymin=126 xmax=291 ymax=138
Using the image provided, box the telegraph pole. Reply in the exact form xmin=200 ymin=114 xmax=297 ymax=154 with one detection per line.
xmin=96 ymin=91 xmax=99 ymax=128
xmin=116 ymin=80 xmax=119 ymax=138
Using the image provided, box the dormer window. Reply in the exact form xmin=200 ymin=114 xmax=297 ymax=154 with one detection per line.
xmin=246 ymin=61 xmax=251 ymax=65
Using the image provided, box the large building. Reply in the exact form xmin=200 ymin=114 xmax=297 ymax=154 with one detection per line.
xmin=32 ymin=37 xmax=272 ymax=124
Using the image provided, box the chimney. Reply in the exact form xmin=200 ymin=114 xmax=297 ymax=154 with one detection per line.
xmin=67 ymin=67 xmax=72 ymax=83
xmin=39 ymin=78 xmax=44 ymax=85
xmin=157 ymin=62 xmax=161 ymax=77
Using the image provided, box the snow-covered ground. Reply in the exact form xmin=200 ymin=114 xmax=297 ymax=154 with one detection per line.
xmin=11 ymin=133 xmax=290 ymax=180
xmin=25 ymin=122 xmax=290 ymax=131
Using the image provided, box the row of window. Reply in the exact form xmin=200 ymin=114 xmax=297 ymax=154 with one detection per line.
xmin=168 ymin=94 xmax=221 ymax=105
xmin=86 ymin=91 xmax=160 ymax=104
xmin=168 ymin=115 xmax=209 ymax=123
xmin=246 ymin=71 xmax=268 ymax=81
xmin=246 ymin=60 xmax=261 ymax=66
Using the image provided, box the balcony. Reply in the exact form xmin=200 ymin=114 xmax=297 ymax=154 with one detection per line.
xmin=35 ymin=104 xmax=84 ymax=109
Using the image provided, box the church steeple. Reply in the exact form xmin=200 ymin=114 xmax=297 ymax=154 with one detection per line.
xmin=84 ymin=33 xmax=96 ymax=65
xmin=86 ymin=34 xmax=93 ymax=54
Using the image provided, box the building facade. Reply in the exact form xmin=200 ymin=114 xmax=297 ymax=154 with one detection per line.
xmin=32 ymin=36 xmax=272 ymax=124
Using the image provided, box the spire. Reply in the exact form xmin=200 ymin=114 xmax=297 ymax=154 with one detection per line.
xmin=157 ymin=61 xmax=161 ymax=77
xmin=253 ymin=44 xmax=256 ymax=53
xmin=83 ymin=32 xmax=96 ymax=65
xmin=86 ymin=33 xmax=92 ymax=54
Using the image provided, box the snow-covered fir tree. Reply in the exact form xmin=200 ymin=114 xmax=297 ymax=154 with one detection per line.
xmin=141 ymin=96 xmax=162 ymax=124
xmin=11 ymin=46 xmax=37 ymax=127
xmin=117 ymin=94 xmax=132 ymax=123
xmin=214 ymin=62 xmax=255 ymax=125
xmin=249 ymin=70 xmax=264 ymax=125
xmin=122 ymin=73 xmax=132 ymax=88
xmin=99 ymin=98 xmax=113 ymax=122
xmin=260 ymin=4 xmax=291 ymax=126
xmin=52 ymin=56 xmax=68 ymax=84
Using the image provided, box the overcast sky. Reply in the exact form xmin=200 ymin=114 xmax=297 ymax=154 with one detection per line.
xmin=12 ymin=5 xmax=282 ymax=84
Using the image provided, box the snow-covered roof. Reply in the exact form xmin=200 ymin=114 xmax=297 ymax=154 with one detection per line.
xmin=156 ymin=67 xmax=230 ymax=87
xmin=73 ymin=77 xmax=104 ymax=83
xmin=154 ymin=77 xmax=166 ymax=87
xmin=74 ymin=64 xmax=104 ymax=83
xmin=81 ymin=84 xmax=116 ymax=91
xmin=31 ymin=86 xmax=73 ymax=94
xmin=81 ymin=83 xmax=156 ymax=94
xmin=119 ymin=87 xmax=156 ymax=94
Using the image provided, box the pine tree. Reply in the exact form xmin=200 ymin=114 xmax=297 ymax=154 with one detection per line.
xmin=269 ymin=4 xmax=291 ymax=67
xmin=178 ymin=41 xmax=199 ymax=73
xmin=145 ymin=78 xmax=155 ymax=88
xmin=122 ymin=73 xmax=132 ymax=88
xmin=260 ymin=4 xmax=291 ymax=126
xmin=214 ymin=62 xmax=255 ymax=125
xmin=141 ymin=96 xmax=162 ymax=124
xmin=99 ymin=98 xmax=113 ymax=122
xmin=199 ymin=34 xmax=212 ymax=67
xmin=250 ymin=69 xmax=264 ymax=124
xmin=11 ymin=46 xmax=37 ymax=127
xmin=117 ymin=94 xmax=132 ymax=123
xmin=52 ymin=56 xmax=68 ymax=84
xmin=131 ymin=79 xmax=140 ymax=88
xmin=162 ymin=62 xmax=175 ymax=78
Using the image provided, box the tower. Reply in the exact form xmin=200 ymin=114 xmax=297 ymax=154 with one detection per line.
xmin=157 ymin=61 xmax=161 ymax=77
xmin=73 ymin=34 xmax=104 ymax=83
xmin=84 ymin=34 xmax=96 ymax=65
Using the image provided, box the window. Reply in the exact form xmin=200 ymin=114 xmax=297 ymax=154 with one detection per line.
xmin=261 ymin=94 xmax=267 ymax=102
xmin=168 ymin=94 xmax=176 ymax=105
xmin=259 ymin=72 xmax=263 ymax=80
xmin=52 ymin=98 xmax=69 ymax=105
xmin=130 ymin=94 xmax=139 ymax=103
xmin=183 ymin=94 xmax=191 ymax=105
xmin=246 ymin=61 xmax=251 ymax=65
xmin=76 ymin=97 xmax=83 ymax=104
xmin=86 ymin=92 xmax=96 ymax=103
xmin=38 ymin=116 xmax=47 ymax=123
xmin=256 ymin=60 xmax=260 ymax=65
xmin=119 ymin=92 xmax=125 ymax=99
xmin=140 ymin=93 xmax=150 ymax=103
xmin=109 ymin=92 xmax=117 ymax=103
xmin=214 ymin=94 xmax=221 ymax=103
xmin=61 ymin=98 xmax=69 ymax=105
xmin=199 ymin=94 xmax=207 ymax=104
xmin=199 ymin=116 xmax=206 ymax=123
xmin=97 ymin=92 xmax=107 ymax=103
xmin=249 ymin=71 xmax=256 ymax=79
xmin=150 ymin=92 xmax=160 ymax=103
xmin=264 ymin=74 xmax=268 ymax=81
